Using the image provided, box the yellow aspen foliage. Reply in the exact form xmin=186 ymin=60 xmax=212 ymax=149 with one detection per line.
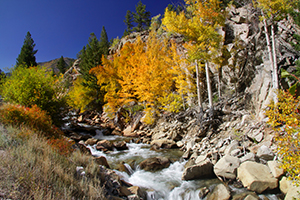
xmin=67 ymin=76 xmax=94 ymax=112
xmin=265 ymin=90 xmax=300 ymax=183
xmin=162 ymin=0 xmax=225 ymax=62
xmin=91 ymin=31 xmax=185 ymax=119
xmin=253 ymin=0 xmax=296 ymax=19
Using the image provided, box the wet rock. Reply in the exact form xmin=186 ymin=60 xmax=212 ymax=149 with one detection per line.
xmin=237 ymin=161 xmax=278 ymax=193
xmin=94 ymin=156 xmax=110 ymax=168
xmin=182 ymin=158 xmax=215 ymax=181
xmin=244 ymin=194 xmax=259 ymax=200
xmin=96 ymin=140 xmax=113 ymax=151
xmin=139 ymin=157 xmax=170 ymax=171
xmin=128 ymin=186 xmax=146 ymax=200
xmin=267 ymin=161 xmax=284 ymax=178
xmin=119 ymin=186 xmax=132 ymax=197
xmin=214 ymin=155 xmax=240 ymax=179
xmin=85 ymin=138 xmax=98 ymax=146
xmin=198 ymin=187 xmax=209 ymax=199
xmin=77 ymin=140 xmax=92 ymax=155
xmin=113 ymin=141 xmax=128 ymax=150
xmin=256 ymin=145 xmax=275 ymax=161
xmin=206 ymin=184 xmax=231 ymax=200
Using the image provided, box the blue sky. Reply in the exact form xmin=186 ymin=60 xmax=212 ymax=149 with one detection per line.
xmin=0 ymin=0 xmax=183 ymax=72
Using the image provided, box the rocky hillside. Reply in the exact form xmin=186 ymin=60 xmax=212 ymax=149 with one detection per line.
xmin=38 ymin=57 xmax=75 ymax=74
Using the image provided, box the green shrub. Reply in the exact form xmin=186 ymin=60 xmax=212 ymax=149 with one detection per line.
xmin=0 ymin=66 xmax=67 ymax=124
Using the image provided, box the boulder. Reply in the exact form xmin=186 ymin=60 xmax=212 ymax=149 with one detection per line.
xmin=182 ymin=158 xmax=215 ymax=181
xmin=77 ymin=140 xmax=92 ymax=155
xmin=240 ymin=152 xmax=257 ymax=163
xmin=94 ymin=156 xmax=110 ymax=168
xmin=123 ymin=125 xmax=138 ymax=137
xmin=150 ymin=139 xmax=177 ymax=149
xmin=214 ymin=155 xmax=241 ymax=179
xmin=206 ymin=184 xmax=231 ymax=200
xmin=96 ymin=140 xmax=113 ymax=151
xmin=237 ymin=161 xmax=278 ymax=193
xmin=85 ymin=138 xmax=98 ymax=146
xmin=139 ymin=157 xmax=170 ymax=171
xmin=279 ymin=176 xmax=293 ymax=194
xmin=224 ymin=140 xmax=239 ymax=155
xmin=256 ymin=145 xmax=274 ymax=161
xmin=267 ymin=161 xmax=284 ymax=178
xmin=113 ymin=141 xmax=128 ymax=150
xmin=128 ymin=186 xmax=146 ymax=200
xmin=284 ymin=185 xmax=300 ymax=200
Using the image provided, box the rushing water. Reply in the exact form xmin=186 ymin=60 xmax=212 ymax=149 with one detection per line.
xmin=70 ymin=126 xmax=281 ymax=200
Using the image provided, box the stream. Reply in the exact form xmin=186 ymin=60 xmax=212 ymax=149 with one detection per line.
xmin=64 ymin=122 xmax=281 ymax=200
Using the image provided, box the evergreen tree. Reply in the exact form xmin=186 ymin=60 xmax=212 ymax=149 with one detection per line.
xmin=133 ymin=1 xmax=151 ymax=32
xmin=16 ymin=31 xmax=38 ymax=68
xmin=99 ymin=26 xmax=110 ymax=56
xmin=124 ymin=10 xmax=134 ymax=36
xmin=57 ymin=56 xmax=67 ymax=74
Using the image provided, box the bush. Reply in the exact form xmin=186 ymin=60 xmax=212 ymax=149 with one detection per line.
xmin=0 ymin=103 xmax=61 ymax=138
xmin=0 ymin=66 xmax=67 ymax=124
xmin=265 ymin=90 xmax=300 ymax=182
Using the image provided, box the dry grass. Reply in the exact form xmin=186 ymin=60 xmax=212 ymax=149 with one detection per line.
xmin=0 ymin=124 xmax=105 ymax=200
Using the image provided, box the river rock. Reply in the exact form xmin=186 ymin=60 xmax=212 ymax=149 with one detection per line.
xmin=113 ymin=141 xmax=128 ymax=150
xmin=85 ymin=138 xmax=98 ymax=146
xmin=206 ymin=184 xmax=231 ymax=200
xmin=139 ymin=157 xmax=170 ymax=171
xmin=267 ymin=160 xmax=284 ymax=178
xmin=256 ymin=145 xmax=275 ymax=161
xmin=182 ymin=158 xmax=215 ymax=181
xmin=244 ymin=194 xmax=259 ymax=200
xmin=128 ymin=186 xmax=146 ymax=199
xmin=119 ymin=186 xmax=132 ymax=197
xmin=123 ymin=125 xmax=138 ymax=137
xmin=96 ymin=140 xmax=113 ymax=151
xmin=214 ymin=155 xmax=240 ymax=179
xmin=77 ymin=140 xmax=92 ymax=155
xmin=150 ymin=139 xmax=177 ymax=149
xmin=198 ymin=187 xmax=209 ymax=198
xmin=94 ymin=156 xmax=110 ymax=168
xmin=237 ymin=161 xmax=278 ymax=193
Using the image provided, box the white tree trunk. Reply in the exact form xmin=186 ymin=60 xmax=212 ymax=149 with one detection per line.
xmin=271 ymin=23 xmax=279 ymax=104
xmin=196 ymin=62 xmax=203 ymax=112
xmin=262 ymin=16 xmax=278 ymax=104
xmin=205 ymin=62 xmax=214 ymax=111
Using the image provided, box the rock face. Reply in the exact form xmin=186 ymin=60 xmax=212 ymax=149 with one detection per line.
xmin=237 ymin=161 xmax=278 ymax=193
xmin=214 ymin=155 xmax=240 ymax=179
xmin=182 ymin=158 xmax=215 ymax=180
xmin=139 ymin=157 xmax=170 ymax=171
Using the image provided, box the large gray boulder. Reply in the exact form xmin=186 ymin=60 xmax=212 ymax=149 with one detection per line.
xmin=182 ymin=158 xmax=215 ymax=181
xmin=214 ymin=155 xmax=241 ymax=179
xmin=237 ymin=161 xmax=278 ymax=193
xmin=256 ymin=145 xmax=275 ymax=161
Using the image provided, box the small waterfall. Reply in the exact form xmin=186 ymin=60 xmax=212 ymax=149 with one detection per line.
xmin=124 ymin=163 xmax=134 ymax=175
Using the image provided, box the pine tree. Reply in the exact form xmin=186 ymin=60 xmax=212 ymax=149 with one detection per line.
xmin=16 ymin=31 xmax=38 ymax=68
xmin=57 ymin=56 xmax=67 ymax=74
xmin=124 ymin=10 xmax=134 ymax=36
xmin=99 ymin=26 xmax=110 ymax=56
xmin=133 ymin=1 xmax=151 ymax=32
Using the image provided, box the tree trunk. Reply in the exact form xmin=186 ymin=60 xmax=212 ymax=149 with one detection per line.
xmin=262 ymin=15 xmax=278 ymax=104
xmin=205 ymin=62 xmax=214 ymax=114
xmin=271 ymin=23 xmax=279 ymax=104
xmin=196 ymin=62 xmax=203 ymax=113
xmin=217 ymin=67 xmax=221 ymax=98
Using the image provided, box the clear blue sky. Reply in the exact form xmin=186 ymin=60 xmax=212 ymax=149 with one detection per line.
xmin=0 ymin=0 xmax=183 ymax=72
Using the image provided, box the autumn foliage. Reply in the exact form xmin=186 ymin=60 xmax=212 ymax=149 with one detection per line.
xmin=265 ymin=90 xmax=300 ymax=182
xmin=90 ymin=31 xmax=190 ymax=122
xmin=0 ymin=103 xmax=74 ymax=155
